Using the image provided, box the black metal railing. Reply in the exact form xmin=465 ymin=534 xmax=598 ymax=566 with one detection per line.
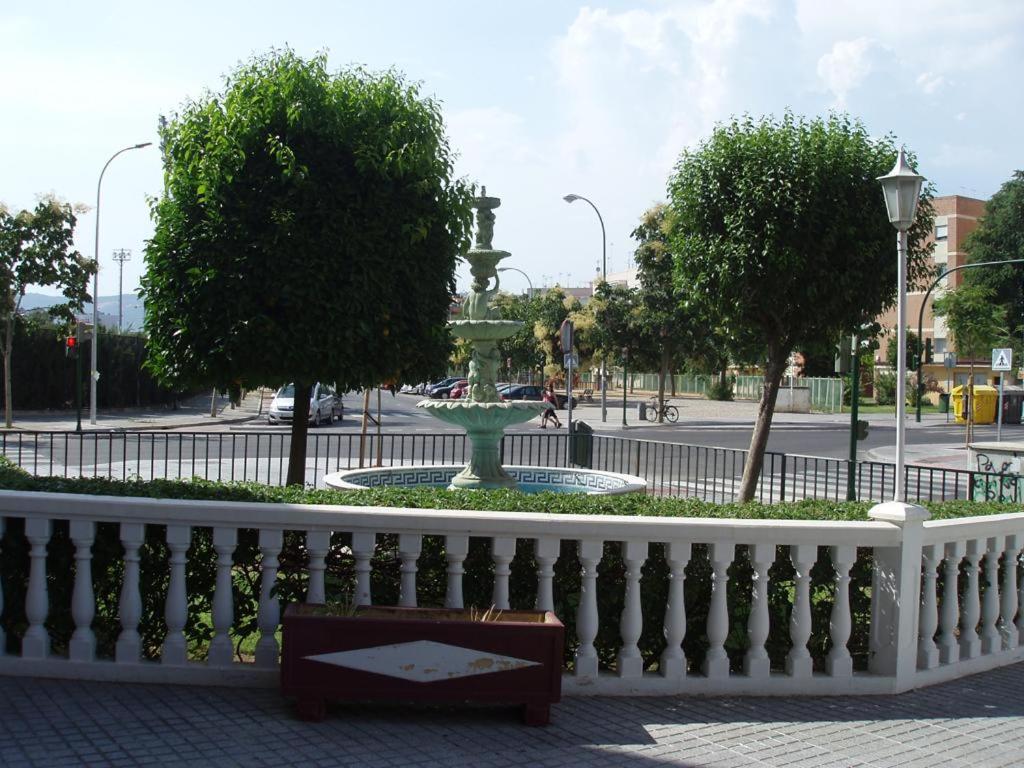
xmin=0 ymin=430 xmax=1018 ymax=505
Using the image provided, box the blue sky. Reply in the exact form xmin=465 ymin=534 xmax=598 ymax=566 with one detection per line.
xmin=3 ymin=0 xmax=1022 ymax=298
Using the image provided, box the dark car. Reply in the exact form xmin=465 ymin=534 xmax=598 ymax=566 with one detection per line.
xmin=430 ymin=379 xmax=467 ymax=399
xmin=499 ymin=384 xmax=576 ymax=410
xmin=425 ymin=377 xmax=464 ymax=397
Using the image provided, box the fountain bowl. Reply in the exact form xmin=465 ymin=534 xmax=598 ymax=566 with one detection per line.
xmin=324 ymin=464 xmax=647 ymax=495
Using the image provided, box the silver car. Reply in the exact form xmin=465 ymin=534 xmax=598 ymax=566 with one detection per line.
xmin=268 ymin=383 xmax=341 ymax=426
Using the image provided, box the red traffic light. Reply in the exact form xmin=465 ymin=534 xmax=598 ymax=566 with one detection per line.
xmin=66 ymin=337 xmax=77 ymax=348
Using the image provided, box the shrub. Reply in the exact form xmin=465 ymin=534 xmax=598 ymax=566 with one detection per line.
xmin=875 ymin=371 xmax=896 ymax=405
xmin=706 ymin=380 xmax=734 ymax=401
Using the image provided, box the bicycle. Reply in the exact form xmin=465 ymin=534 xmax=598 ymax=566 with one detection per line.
xmin=646 ymin=398 xmax=679 ymax=423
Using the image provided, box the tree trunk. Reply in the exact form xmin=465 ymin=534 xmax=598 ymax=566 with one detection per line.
xmin=286 ymin=381 xmax=311 ymax=486
xmin=3 ymin=315 xmax=13 ymax=428
xmin=965 ymin=364 xmax=975 ymax=447
xmin=359 ymin=388 xmax=371 ymax=468
xmin=657 ymin=350 xmax=669 ymax=423
xmin=738 ymin=348 xmax=789 ymax=502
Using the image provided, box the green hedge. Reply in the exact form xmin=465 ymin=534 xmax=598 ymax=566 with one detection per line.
xmin=0 ymin=464 xmax=1017 ymax=674
xmin=6 ymin=324 xmax=196 ymax=410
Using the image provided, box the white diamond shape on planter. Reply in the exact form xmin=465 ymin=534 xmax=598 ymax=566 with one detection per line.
xmin=304 ymin=640 xmax=539 ymax=683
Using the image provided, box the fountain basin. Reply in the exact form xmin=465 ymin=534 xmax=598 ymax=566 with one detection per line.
xmin=324 ymin=464 xmax=647 ymax=495
xmin=417 ymin=399 xmax=545 ymax=428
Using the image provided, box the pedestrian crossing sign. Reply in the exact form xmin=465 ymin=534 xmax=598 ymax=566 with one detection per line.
xmin=992 ymin=348 xmax=1012 ymax=371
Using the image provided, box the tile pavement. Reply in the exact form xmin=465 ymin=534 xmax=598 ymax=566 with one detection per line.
xmin=2 ymin=663 xmax=1023 ymax=767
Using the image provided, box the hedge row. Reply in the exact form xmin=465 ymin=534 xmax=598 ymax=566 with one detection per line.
xmin=0 ymin=465 xmax=1017 ymax=674
xmin=6 ymin=324 xmax=195 ymax=410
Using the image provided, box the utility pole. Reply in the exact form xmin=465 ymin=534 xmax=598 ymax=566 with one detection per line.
xmin=112 ymin=249 xmax=131 ymax=332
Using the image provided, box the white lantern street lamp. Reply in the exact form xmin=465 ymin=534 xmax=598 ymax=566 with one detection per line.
xmin=878 ymin=147 xmax=924 ymax=502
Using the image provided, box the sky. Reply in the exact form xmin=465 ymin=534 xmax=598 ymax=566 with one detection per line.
xmin=3 ymin=0 xmax=1022 ymax=299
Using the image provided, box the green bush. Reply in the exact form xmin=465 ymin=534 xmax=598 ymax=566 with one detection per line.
xmin=0 ymin=465 xmax=1016 ymax=674
xmin=875 ymin=371 xmax=897 ymax=405
xmin=706 ymin=380 xmax=734 ymax=401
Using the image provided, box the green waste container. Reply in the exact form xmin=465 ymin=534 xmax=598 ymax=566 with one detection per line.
xmin=571 ymin=421 xmax=594 ymax=468
xmin=938 ymin=393 xmax=950 ymax=413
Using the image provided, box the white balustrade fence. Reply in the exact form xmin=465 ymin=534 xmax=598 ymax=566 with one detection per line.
xmin=0 ymin=490 xmax=1022 ymax=696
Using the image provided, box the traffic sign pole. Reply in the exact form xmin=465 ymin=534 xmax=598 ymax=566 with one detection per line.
xmin=992 ymin=348 xmax=1012 ymax=442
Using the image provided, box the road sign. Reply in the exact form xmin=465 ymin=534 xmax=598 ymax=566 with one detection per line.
xmin=559 ymin=319 xmax=573 ymax=354
xmin=992 ymin=348 xmax=1013 ymax=371
xmin=563 ymin=353 xmax=578 ymax=369
xmin=944 ymin=353 xmax=956 ymax=369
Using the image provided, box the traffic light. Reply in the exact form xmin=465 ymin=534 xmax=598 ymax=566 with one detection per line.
xmin=65 ymin=336 xmax=78 ymax=359
xmin=835 ymin=336 xmax=852 ymax=374
xmin=856 ymin=419 xmax=869 ymax=440
xmin=924 ymin=338 xmax=933 ymax=364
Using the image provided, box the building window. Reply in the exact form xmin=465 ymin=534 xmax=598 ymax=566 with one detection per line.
xmin=935 ymin=223 xmax=948 ymax=241
xmin=934 ymin=338 xmax=947 ymax=355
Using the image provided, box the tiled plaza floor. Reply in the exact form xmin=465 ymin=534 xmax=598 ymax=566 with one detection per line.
xmin=2 ymin=663 xmax=1023 ymax=767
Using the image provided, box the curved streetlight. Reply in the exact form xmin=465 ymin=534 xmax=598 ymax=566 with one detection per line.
xmin=91 ymin=142 xmax=152 ymax=425
xmin=496 ymin=266 xmax=534 ymax=296
xmin=915 ymin=258 xmax=1024 ymax=422
xmin=563 ymin=193 xmax=608 ymax=422
xmin=878 ymin=148 xmax=925 ymax=503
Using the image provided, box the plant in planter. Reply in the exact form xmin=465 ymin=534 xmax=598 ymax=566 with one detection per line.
xmin=281 ymin=602 xmax=564 ymax=725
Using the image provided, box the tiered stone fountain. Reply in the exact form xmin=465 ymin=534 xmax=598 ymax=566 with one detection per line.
xmin=325 ymin=190 xmax=644 ymax=495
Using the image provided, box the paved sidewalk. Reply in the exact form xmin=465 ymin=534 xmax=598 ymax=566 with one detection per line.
xmin=2 ymin=663 xmax=1023 ymax=767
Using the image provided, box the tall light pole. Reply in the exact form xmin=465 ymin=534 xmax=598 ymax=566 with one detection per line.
xmin=112 ymin=249 xmax=131 ymax=332
xmin=878 ymin=148 xmax=924 ymax=503
xmin=496 ymin=266 xmax=534 ymax=296
xmin=91 ymin=142 xmax=151 ymax=424
xmin=563 ymin=193 xmax=607 ymax=422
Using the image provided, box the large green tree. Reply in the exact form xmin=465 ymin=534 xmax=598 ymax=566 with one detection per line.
xmin=143 ymin=51 xmax=472 ymax=484
xmin=934 ymin=284 xmax=1008 ymax=445
xmin=668 ymin=113 xmax=934 ymax=501
xmin=962 ymin=171 xmax=1024 ymax=339
xmin=0 ymin=197 xmax=92 ymax=427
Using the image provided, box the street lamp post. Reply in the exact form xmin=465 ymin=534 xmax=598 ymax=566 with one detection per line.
xmin=621 ymin=347 xmax=629 ymax=427
xmin=563 ymin=193 xmax=607 ymax=422
xmin=91 ymin=142 xmax=152 ymax=424
xmin=497 ymin=267 xmax=536 ymax=385
xmin=878 ymin=148 xmax=925 ymax=503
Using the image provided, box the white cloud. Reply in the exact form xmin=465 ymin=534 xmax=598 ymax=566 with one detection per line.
xmin=916 ymin=71 xmax=946 ymax=95
xmin=816 ymin=38 xmax=875 ymax=106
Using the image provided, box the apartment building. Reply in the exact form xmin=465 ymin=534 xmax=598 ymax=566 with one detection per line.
xmin=876 ymin=194 xmax=1001 ymax=391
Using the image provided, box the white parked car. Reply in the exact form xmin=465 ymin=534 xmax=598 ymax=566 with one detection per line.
xmin=268 ymin=383 xmax=341 ymax=426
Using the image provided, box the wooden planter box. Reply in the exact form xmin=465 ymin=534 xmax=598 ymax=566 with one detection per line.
xmin=281 ymin=604 xmax=564 ymax=725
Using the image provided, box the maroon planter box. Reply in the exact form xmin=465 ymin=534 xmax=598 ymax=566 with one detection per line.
xmin=281 ymin=604 xmax=564 ymax=725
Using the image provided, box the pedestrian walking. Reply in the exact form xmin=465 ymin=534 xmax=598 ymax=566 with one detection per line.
xmin=540 ymin=385 xmax=562 ymax=428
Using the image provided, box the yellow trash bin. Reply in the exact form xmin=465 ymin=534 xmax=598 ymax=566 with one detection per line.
xmin=951 ymin=384 xmax=998 ymax=424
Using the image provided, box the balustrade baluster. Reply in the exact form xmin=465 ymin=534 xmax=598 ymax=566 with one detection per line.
xmin=398 ymin=534 xmax=421 ymax=607
xmin=981 ymin=536 xmax=1004 ymax=654
xmin=115 ymin=523 xmax=145 ymax=663
xmin=445 ymin=535 xmax=469 ymax=609
xmin=618 ymin=540 xmax=647 ymax=679
xmin=352 ymin=532 xmax=376 ymax=606
xmin=574 ymin=539 xmax=602 ymax=680
xmin=305 ymin=530 xmax=330 ymax=604
xmin=534 ymin=538 xmax=559 ymax=613
xmin=744 ymin=543 xmax=773 ymax=678
xmin=69 ymin=520 xmax=97 ymax=662
xmin=255 ymin=529 xmax=282 ymax=668
xmin=162 ymin=525 xmax=191 ymax=665
xmin=661 ymin=541 xmax=691 ymax=680
xmin=786 ymin=544 xmax=816 ymax=678
xmin=938 ymin=541 xmax=965 ymax=664
xmin=959 ymin=540 xmax=983 ymax=660
xmin=1016 ymin=543 xmax=1024 ymax=643
xmin=22 ymin=518 xmax=51 ymax=659
xmin=491 ymin=537 xmax=515 ymax=611
xmin=1002 ymin=536 xmax=1020 ymax=650
xmin=208 ymin=527 xmax=237 ymax=667
xmin=916 ymin=545 xmax=940 ymax=670
xmin=825 ymin=545 xmax=856 ymax=677
xmin=703 ymin=541 xmax=733 ymax=679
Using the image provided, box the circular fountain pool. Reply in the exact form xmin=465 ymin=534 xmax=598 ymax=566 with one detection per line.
xmin=324 ymin=465 xmax=646 ymax=495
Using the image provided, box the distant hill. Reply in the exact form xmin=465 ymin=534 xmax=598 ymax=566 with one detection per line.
xmin=20 ymin=293 xmax=145 ymax=332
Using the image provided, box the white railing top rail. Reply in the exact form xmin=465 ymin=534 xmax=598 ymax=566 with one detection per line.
xmin=0 ymin=489 xmax=900 ymax=547
xmin=921 ymin=512 xmax=1024 ymax=545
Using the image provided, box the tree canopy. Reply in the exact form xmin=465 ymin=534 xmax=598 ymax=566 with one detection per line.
xmin=667 ymin=112 xmax=934 ymax=500
xmin=143 ymin=50 xmax=472 ymax=483
xmin=0 ymin=197 xmax=91 ymax=427
xmin=962 ymin=170 xmax=1024 ymax=340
